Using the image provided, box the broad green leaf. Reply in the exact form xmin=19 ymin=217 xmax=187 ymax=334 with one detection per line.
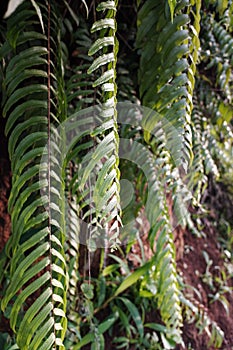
xmin=114 ymin=260 xmax=152 ymax=297
xmin=11 ymin=182 xmax=47 ymax=229
xmin=11 ymin=131 xmax=47 ymax=166
xmin=29 ymin=318 xmax=55 ymax=350
xmin=7 ymin=247 xmax=50 ymax=300
xmin=6 ymin=345 xmax=19 ymax=350
xmin=37 ymin=333 xmax=55 ymax=350
xmin=7 ymin=69 xmax=47 ymax=95
xmin=8 ymin=116 xmax=47 ymax=157
xmin=5 ymin=272 xmax=51 ymax=330
xmin=144 ymin=322 xmax=167 ymax=332
xmin=11 ymin=147 xmax=46 ymax=176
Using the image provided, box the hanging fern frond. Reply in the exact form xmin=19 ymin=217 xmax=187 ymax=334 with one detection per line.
xmin=200 ymin=12 xmax=233 ymax=105
xmin=119 ymin=124 xmax=183 ymax=344
xmin=136 ymin=0 xmax=200 ymax=170
xmin=1 ymin=2 xmax=67 ymax=349
xmin=193 ymin=7 xmax=233 ymax=185
xmin=80 ymin=0 xmax=122 ymax=250
xmin=187 ymin=104 xmax=208 ymax=204
xmin=62 ymin=1 xmax=121 ymax=252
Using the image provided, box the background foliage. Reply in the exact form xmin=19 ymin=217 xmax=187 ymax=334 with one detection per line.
xmin=0 ymin=0 xmax=232 ymax=349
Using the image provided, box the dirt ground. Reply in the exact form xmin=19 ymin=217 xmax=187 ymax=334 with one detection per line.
xmin=175 ymin=223 xmax=233 ymax=350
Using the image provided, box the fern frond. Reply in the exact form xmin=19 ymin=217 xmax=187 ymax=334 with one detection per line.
xmin=1 ymin=2 xmax=67 ymax=349
xmin=200 ymin=12 xmax=233 ymax=103
xmin=137 ymin=0 xmax=202 ymax=170
xmin=82 ymin=0 xmax=122 ymax=250
xmin=119 ymin=127 xmax=183 ymax=344
xmin=187 ymin=105 xmax=208 ymax=204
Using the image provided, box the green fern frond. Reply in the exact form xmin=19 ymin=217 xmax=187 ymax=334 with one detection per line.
xmin=62 ymin=2 xmax=122 ymax=252
xmin=119 ymin=130 xmax=183 ymax=344
xmin=84 ymin=0 xmax=121 ymax=250
xmin=200 ymin=12 xmax=233 ymax=103
xmin=137 ymin=0 xmax=202 ymax=170
xmin=1 ymin=2 xmax=67 ymax=349
xmin=187 ymin=105 xmax=208 ymax=203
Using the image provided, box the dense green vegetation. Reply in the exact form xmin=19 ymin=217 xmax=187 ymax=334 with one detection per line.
xmin=0 ymin=0 xmax=232 ymax=349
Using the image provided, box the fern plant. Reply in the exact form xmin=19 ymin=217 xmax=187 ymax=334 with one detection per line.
xmin=0 ymin=0 xmax=232 ymax=349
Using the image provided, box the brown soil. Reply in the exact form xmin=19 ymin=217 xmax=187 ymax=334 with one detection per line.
xmin=175 ymin=221 xmax=233 ymax=350
xmin=125 ymin=215 xmax=233 ymax=350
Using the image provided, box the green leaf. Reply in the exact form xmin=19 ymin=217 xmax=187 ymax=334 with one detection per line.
xmin=102 ymin=263 xmax=119 ymax=276
xmin=73 ymin=313 xmax=118 ymax=349
xmin=3 ymin=248 xmax=49 ymax=310
xmin=97 ymin=1 xmax=117 ymax=11
xmin=81 ymin=283 xmax=94 ymax=300
xmin=114 ymin=260 xmax=152 ymax=297
xmin=144 ymin=322 xmax=167 ymax=332
xmin=7 ymin=345 xmax=19 ymax=350
xmin=218 ymin=0 xmax=228 ymax=15
xmin=37 ymin=333 xmax=55 ymax=350
xmin=118 ymin=297 xmax=144 ymax=339
xmin=93 ymin=69 xmax=115 ymax=87
xmin=8 ymin=116 xmax=47 ymax=157
xmin=29 ymin=318 xmax=55 ymax=350
xmin=3 ymin=84 xmax=47 ymax=115
xmin=30 ymin=0 xmax=45 ymax=33
xmin=88 ymin=37 xmax=114 ymax=56
xmin=168 ymin=0 xmax=177 ymax=22
xmin=87 ymin=53 xmax=115 ymax=74
xmin=91 ymin=19 xmax=115 ymax=33
xmin=5 ymin=100 xmax=47 ymax=135
xmin=5 ymin=46 xmax=47 ymax=77
xmin=17 ymin=288 xmax=52 ymax=343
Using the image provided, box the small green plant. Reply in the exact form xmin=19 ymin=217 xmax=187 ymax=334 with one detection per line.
xmin=201 ymin=251 xmax=232 ymax=315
